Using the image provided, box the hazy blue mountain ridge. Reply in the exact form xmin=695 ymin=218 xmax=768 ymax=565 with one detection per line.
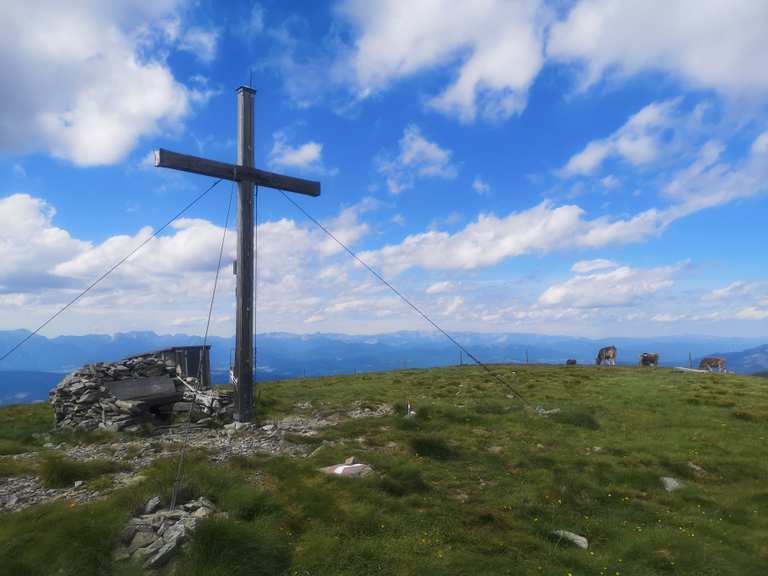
xmin=1 ymin=330 xmax=765 ymax=405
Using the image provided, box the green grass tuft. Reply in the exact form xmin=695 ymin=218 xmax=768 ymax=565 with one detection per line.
xmin=0 ymin=458 xmax=36 ymax=478
xmin=379 ymin=462 xmax=430 ymax=496
xmin=732 ymin=410 xmax=758 ymax=421
xmin=39 ymin=454 xmax=126 ymax=488
xmin=0 ymin=439 xmax=30 ymax=455
xmin=0 ymin=403 xmax=53 ymax=452
xmin=179 ymin=517 xmax=291 ymax=576
xmin=410 ymin=434 xmax=459 ymax=460
xmin=552 ymin=408 xmax=601 ymax=430
xmin=220 ymin=485 xmax=281 ymax=521
xmin=0 ymin=500 xmax=126 ymax=576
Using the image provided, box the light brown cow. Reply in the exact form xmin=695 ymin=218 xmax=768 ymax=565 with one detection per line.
xmin=596 ymin=346 xmax=617 ymax=366
xmin=699 ymin=357 xmax=726 ymax=373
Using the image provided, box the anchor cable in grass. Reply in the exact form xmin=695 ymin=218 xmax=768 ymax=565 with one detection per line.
xmin=170 ymin=181 xmax=235 ymax=511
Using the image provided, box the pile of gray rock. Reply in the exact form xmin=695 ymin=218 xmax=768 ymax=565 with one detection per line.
xmin=49 ymin=354 xmax=232 ymax=432
xmin=114 ymin=496 xmax=217 ymax=568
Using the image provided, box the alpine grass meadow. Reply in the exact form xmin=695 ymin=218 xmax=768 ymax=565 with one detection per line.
xmin=1 ymin=364 xmax=766 ymax=575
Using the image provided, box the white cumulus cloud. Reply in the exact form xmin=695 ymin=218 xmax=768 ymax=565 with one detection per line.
xmin=269 ymin=130 xmax=333 ymax=174
xmin=360 ymin=201 xmax=586 ymax=274
xmin=0 ymin=192 xmax=382 ymax=335
xmin=560 ymin=99 xmax=678 ymax=176
xmin=425 ymin=281 xmax=456 ymax=295
xmin=351 ymin=123 xmax=768 ymax=279
xmin=377 ymin=125 xmax=457 ymax=194
xmin=571 ymin=259 xmax=617 ymax=273
xmin=0 ymin=194 xmax=89 ymax=292
xmin=178 ymin=26 xmax=220 ymax=63
xmin=735 ymin=307 xmax=768 ymax=320
xmin=548 ymin=0 xmax=768 ymax=97
xmin=600 ymin=175 xmax=619 ymax=189
xmin=0 ymin=0 xmax=197 ymax=166
xmin=538 ymin=263 xmax=684 ymax=308
xmin=339 ymin=0 xmax=549 ymax=121
xmin=472 ymin=177 xmax=491 ymax=195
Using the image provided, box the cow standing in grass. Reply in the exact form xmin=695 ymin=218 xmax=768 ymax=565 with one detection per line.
xmin=640 ymin=353 xmax=659 ymax=367
xmin=596 ymin=346 xmax=617 ymax=366
xmin=699 ymin=357 xmax=726 ymax=373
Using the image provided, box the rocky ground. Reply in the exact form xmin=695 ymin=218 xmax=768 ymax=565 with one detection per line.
xmin=0 ymin=401 xmax=393 ymax=513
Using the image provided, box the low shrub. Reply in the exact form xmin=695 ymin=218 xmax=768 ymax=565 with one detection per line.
xmin=552 ymin=410 xmax=600 ymax=430
xmin=474 ymin=401 xmax=507 ymax=415
xmin=283 ymin=432 xmax=323 ymax=445
xmin=0 ymin=459 xmax=36 ymax=478
xmin=180 ymin=518 xmax=291 ymax=576
xmin=220 ymin=485 xmax=281 ymax=521
xmin=0 ymin=500 xmax=125 ymax=576
xmin=39 ymin=454 xmax=126 ymax=488
xmin=0 ymin=439 xmax=30 ymax=455
xmin=732 ymin=410 xmax=758 ymax=422
xmin=379 ymin=463 xmax=430 ymax=496
xmin=410 ymin=435 xmax=458 ymax=460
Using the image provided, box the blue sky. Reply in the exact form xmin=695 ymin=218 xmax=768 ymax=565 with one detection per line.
xmin=1 ymin=0 xmax=767 ymax=338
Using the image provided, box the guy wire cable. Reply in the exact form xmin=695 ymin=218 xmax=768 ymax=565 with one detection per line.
xmin=0 ymin=179 xmax=224 ymax=365
xmin=278 ymin=191 xmax=532 ymax=412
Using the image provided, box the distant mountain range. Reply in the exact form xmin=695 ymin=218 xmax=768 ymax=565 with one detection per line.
xmin=1 ymin=329 xmax=766 ymax=404
xmin=717 ymin=344 xmax=768 ymax=375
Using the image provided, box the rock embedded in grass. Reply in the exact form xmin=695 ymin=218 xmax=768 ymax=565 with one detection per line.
xmin=319 ymin=457 xmax=374 ymax=477
xmin=660 ymin=476 xmax=683 ymax=492
xmin=534 ymin=406 xmax=561 ymax=416
xmin=552 ymin=529 xmax=589 ymax=549
xmin=144 ymin=495 xmax=161 ymax=514
xmin=113 ymin=496 xmax=217 ymax=569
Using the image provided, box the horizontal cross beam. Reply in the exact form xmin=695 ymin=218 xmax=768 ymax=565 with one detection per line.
xmin=154 ymin=148 xmax=321 ymax=197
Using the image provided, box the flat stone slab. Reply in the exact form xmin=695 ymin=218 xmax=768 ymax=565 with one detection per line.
xmin=552 ymin=530 xmax=589 ymax=549
xmin=106 ymin=376 xmax=177 ymax=401
xmin=319 ymin=463 xmax=374 ymax=477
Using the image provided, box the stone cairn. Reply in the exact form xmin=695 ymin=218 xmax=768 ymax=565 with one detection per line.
xmin=49 ymin=353 xmax=232 ymax=432
xmin=114 ymin=496 xmax=218 ymax=568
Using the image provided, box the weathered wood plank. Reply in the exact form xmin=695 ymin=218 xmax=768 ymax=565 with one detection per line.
xmin=154 ymin=148 xmax=321 ymax=197
xmin=235 ymin=86 xmax=254 ymax=423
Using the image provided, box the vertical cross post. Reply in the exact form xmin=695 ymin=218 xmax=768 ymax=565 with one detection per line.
xmin=235 ymin=86 xmax=256 ymax=422
xmin=154 ymin=85 xmax=320 ymax=424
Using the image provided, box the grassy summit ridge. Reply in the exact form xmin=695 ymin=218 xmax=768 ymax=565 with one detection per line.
xmin=1 ymin=364 xmax=767 ymax=575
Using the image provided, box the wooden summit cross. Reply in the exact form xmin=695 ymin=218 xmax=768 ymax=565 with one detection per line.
xmin=154 ymin=86 xmax=320 ymax=422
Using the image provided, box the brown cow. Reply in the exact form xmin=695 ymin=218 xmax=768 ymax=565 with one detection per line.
xmin=596 ymin=346 xmax=617 ymax=366
xmin=639 ymin=352 xmax=659 ymax=367
xmin=566 ymin=359 xmax=577 ymax=365
xmin=699 ymin=357 xmax=726 ymax=373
